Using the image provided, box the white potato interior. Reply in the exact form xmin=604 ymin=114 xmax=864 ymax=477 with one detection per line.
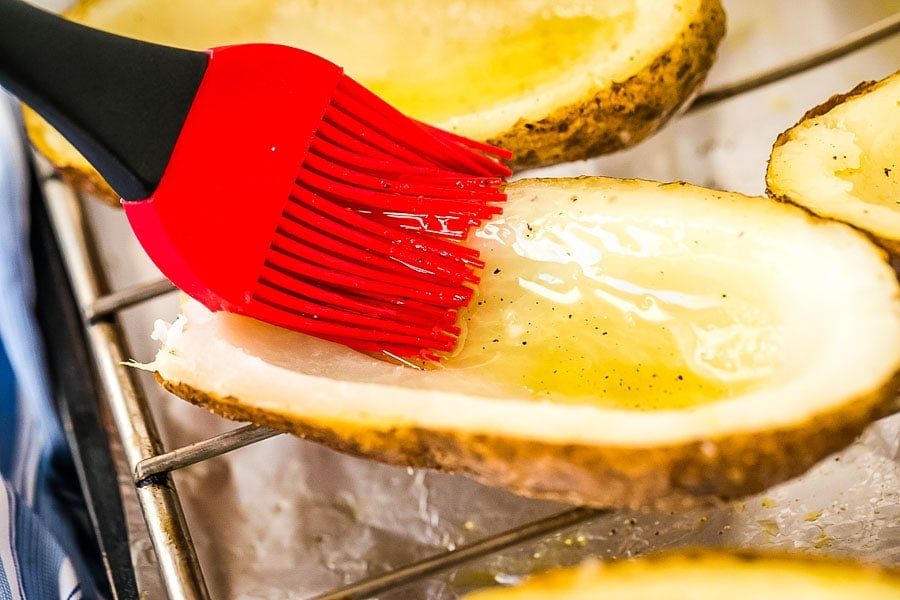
xmin=148 ymin=178 xmax=900 ymax=445
xmin=69 ymin=0 xmax=692 ymax=138
xmin=767 ymin=72 xmax=900 ymax=241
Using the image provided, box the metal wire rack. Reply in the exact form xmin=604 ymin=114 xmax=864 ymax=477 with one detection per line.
xmin=30 ymin=8 xmax=900 ymax=600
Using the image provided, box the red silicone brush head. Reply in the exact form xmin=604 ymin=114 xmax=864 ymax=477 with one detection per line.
xmin=123 ymin=43 xmax=510 ymax=361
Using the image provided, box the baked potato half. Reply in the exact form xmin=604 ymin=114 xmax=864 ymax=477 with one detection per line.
xmin=25 ymin=0 xmax=726 ymax=203
xmin=462 ymin=549 xmax=900 ymax=599
xmin=142 ymin=177 xmax=900 ymax=510
xmin=767 ymin=70 xmax=900 ymax=254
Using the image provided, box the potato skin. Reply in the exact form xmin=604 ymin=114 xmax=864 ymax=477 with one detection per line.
xmin=160 ymin=366 xmax=898 ymax=511
xmin=462 ymin=548 xmax=900 ymax=599
xmin=26 ymin=0 xmax=726 ymax=205
xmin=498 ymin=0 xmax=726 ymax=171
xmin=150 ymin=176 xmax=900 ymax=509
xmin=766 ymin=75 xmax=900 ymax=256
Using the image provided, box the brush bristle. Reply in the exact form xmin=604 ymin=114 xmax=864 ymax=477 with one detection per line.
xmin=251 ymin=74 xmax=511 ymax=361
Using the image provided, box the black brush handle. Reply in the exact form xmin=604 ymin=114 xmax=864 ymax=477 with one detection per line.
xmin=0 ymin=0 xmax=208 ymax=200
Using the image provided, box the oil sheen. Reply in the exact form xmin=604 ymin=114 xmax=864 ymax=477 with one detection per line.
xmin=363 ymin=14 xmax=625 ymax=122
xmin=831 ymin=98 xmax=900 ymax=208
xmin=443 ymin=208 xmax=781 ymax=411
xmin=76 ymin=0 xmax=629 ymax=123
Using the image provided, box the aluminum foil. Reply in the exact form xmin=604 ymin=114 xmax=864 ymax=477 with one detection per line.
xmin=70 ymin=0 xmax=900 ymax=597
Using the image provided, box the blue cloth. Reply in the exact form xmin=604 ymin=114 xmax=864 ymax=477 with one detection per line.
xmin=0 ymin=93 xmax=105 ymax=599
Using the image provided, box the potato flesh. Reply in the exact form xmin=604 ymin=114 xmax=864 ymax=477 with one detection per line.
xmin=204 ymin=179 xmax=888 ymax=418
xmin=68 ymin=0 xmax=641 ymax=126
xmin=787 ymin=101 xmax=899 ymax=208
xmin=767 ymin=74 xmax=900 ymax=239
xmin=836 ymin=111 xmax=899 ymax=207
xmin=463 ymin=554 xmax=900 ymax=599
xmin=364 ymin=14 xmax=626 ymax=122
xmin=443 ymin=186 xmax=781 ymax=411
xmin=153 ymin=178 xmax=900 ymax=450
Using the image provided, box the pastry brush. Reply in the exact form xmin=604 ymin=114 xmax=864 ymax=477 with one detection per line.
xmin=0 ymin=0 xmax=511 ymax=360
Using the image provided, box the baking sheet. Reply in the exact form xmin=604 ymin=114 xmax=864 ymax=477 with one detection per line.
xmin=68 ymin=0 xmax=900 ymax=597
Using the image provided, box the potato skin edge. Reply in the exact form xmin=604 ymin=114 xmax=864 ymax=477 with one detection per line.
xmin=157 ymin=365 xmax=899 ymax=511
xmin=497 ymin=0 xmax=727 ymax=171
xmin=765 ymin=73 xmax=900 ymax=255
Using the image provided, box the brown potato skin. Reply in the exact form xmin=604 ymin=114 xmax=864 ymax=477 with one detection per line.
xmin=498 ymin=0 xmax=726 ymax=171
xmin=159 ymin=366 xmax=899 ymax=511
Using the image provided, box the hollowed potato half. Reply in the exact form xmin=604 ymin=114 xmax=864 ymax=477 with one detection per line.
xmin=767 ymin=70 xmax=900 ymax=254
xmin=462 ymin=549 xmax=900 ymax=599
xmin=144 ymin=177 xmax=900 ymax=510
xmin=25 ymin=0 xmax=726 ymax=203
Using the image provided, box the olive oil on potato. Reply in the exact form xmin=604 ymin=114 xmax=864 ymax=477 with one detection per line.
xmin=447 ymin=207 xmax=781 ymax=411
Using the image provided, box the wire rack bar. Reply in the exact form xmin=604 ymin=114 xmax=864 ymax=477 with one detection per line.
xmin=39 ymin=173 xmax=211 ymax=600
xmin=313 ymin=507 xmax=604 ymax=600
xmin=134 ymin=424 xmax=282 ymax=482
xmin=86 ymin=277 xmax=176 ymax=322
xmin=690 ymin=10 xmax=900 ymax=111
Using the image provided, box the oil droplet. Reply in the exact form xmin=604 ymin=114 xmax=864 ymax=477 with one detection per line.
xmin=813 ymin=530 xmax=833 ymax=549
xmin=804 ymin=510 xmax=823 ymax=522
